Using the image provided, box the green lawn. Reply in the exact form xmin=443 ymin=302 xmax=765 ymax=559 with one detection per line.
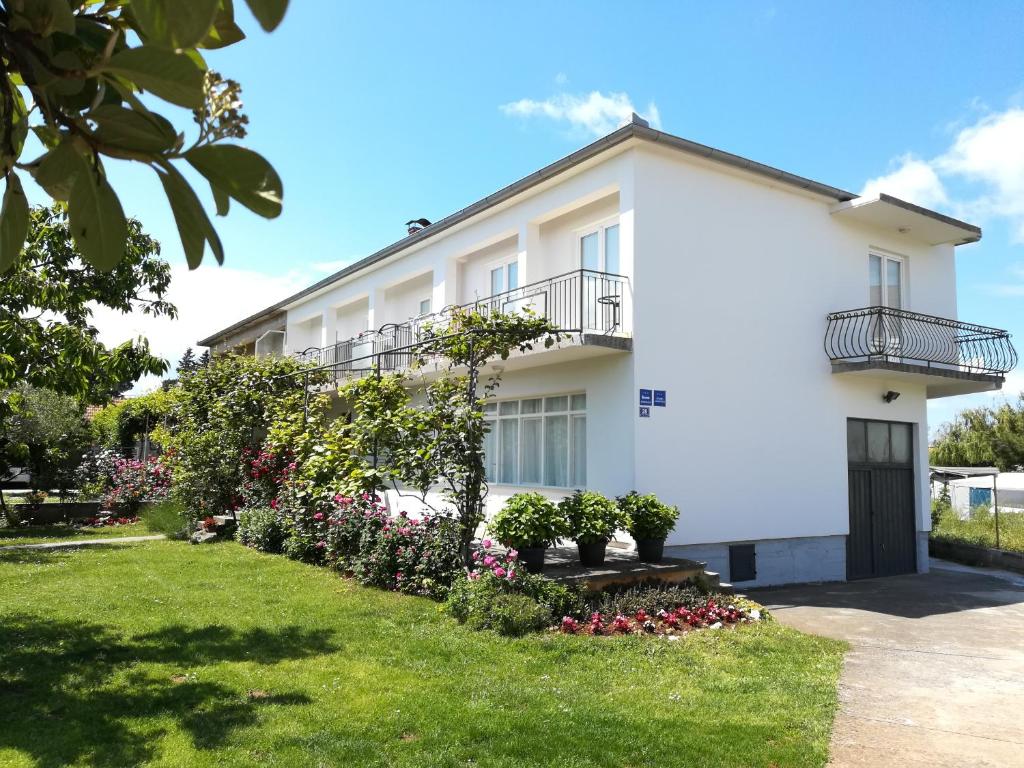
xmin=932 ymin=506 xmax=1024 ymax=553
xmin=0 ymin=521 xmax=154 ymax=547
xmin=0 ymin=541 xmax=845 ymax=768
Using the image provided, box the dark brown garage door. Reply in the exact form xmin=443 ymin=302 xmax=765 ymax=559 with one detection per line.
xmin=847 ymin=419 xmax=917 ymax=580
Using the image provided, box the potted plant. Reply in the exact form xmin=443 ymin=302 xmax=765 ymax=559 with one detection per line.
xmin=618 ymin=491 xmax=679 ymax=563
xmin=487 ymin=492 xmax=567 ymax=573
xmin=560 ymin=490 xmax=626 ymax=567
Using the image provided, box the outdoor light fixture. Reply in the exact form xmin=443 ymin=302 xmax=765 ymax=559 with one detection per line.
xmin=883 ymin=390 xmax=901 ymax=403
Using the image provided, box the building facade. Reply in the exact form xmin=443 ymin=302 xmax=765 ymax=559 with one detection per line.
xmin=200 ymin=117 xmax=1016 ymax=587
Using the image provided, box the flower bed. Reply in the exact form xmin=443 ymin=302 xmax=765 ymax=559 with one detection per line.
xmin=82 ymin=515 xmax=140 ymax=528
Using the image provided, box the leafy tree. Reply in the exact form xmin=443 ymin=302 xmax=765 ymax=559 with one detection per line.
xmin=91 ymin=387 xmax=173 ymax=450
xmin=0 ymin=384 xmax=91 ymax=507
xmin=0 ymin=205 xmax=173 ymax=398
xmin=930 ymin=395 xmax=1024 ymax=471
xmin=198 ymin=349 xmax=211 ymax=368
xmin=155 ymin=353 xmax=325 ymax=524
xmin=0 ymin=0 xmax=289 ymax=274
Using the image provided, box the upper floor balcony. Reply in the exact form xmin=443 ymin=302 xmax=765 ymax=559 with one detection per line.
xmin=824 ymin=306 xmax=1017 ymax=398
xmin=295 ymin=268 xmax=631 ymax=380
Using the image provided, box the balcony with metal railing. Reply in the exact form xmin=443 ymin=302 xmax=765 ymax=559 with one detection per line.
xmin=295 ymin=269 xmax=631 ymax=380
xmin=824 ymin=306 xmax=1017 ymax=398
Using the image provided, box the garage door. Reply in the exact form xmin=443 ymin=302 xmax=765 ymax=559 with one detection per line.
xmin=846 ymin=419 xmax=917 ymax=579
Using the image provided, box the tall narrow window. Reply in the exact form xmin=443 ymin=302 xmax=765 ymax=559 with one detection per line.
xmin=490 ymin=259 xmax=518 ymax=296
xmin=579 ymin=220 xmax=620 ymax=273
xmin=419 ymin=297 xmax=431 ymax=316
xmin=869 ymin=253 xmax=903 ymax=308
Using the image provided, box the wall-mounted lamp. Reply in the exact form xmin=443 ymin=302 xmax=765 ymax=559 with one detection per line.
xmin=883 ymin=390 xmax=901 ymax=403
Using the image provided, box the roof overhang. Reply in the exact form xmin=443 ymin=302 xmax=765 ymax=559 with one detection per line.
xmin=830 ymin=193 xmax=981 ymax=246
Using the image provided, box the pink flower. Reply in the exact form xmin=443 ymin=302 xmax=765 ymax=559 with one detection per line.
xmin=493 ymin=566 xmax=506 ymax=578
xmin=483 ymin=555 xmax=495 ymax=567
xmin=270 ymin=498 xmax=278 ymax=509
xmin=313 ymin=512 xmax=324 ymax=521
xmin=315 ymin=541 xmax=326 ymax=549
xmin=468 ymin=571 xmax=480 ymax=581
xmin=506 ymin=549 xmax=518 ymax=561
xmin=506 ymin=568 xmax=516 ymax=581
xmin=471 ymin=550 xmax=481 ymax=561
xmin=482 ymin=539 xmax=492 ymax=548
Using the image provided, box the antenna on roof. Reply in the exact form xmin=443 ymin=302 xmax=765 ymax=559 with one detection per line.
xmin=630 ymin=112 xmax=650 ymax=129
xmin=406 ymin=218 xmax=431 ymax=235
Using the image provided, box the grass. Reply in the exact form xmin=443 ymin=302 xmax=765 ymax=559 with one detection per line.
xmin=0 ymin=520 xmax=153 ymax=547
xmin=0 ymin=541 xmax=845 ymax=768
xmin=932 ymin=504 xmax=1024 ymax=553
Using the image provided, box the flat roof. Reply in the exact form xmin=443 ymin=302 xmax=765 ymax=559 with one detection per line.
xmin=199 ymin=117 xmax=980 ymax=347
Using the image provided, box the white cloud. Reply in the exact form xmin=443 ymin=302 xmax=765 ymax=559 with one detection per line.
xmin=90 ymin=264 xmax=308 ymax=394
xmin=861 ymin=107 xmax=1024 ymax=239
xmin=500 ymin=90 xmax=662 ymax=138
xmin=860 ymin=154 xmax=948 ymax=209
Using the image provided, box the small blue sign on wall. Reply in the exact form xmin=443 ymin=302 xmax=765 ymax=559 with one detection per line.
xmin=639 ymin=406 xmax=651 ymax=418
xmin=654 ymin=390 xmax=666 ymax=407
xmin=639 ymin=388 xmax=652 ymax=406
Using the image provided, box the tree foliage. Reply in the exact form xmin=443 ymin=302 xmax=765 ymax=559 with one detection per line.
xmin=90 ymin=387 xmax=173 ymax=449
xmin=0 ymin=204 xmax=173 ymax=398
xmin=0 ymin=0 xmax=289 ymax=274
xmin=155 ymin=353 xmax=324 ymax=522
xmin=930 ymin=395 xmax=1024 ymax=472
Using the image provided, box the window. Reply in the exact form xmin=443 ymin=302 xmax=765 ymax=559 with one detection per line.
xmin=847 ymin=419 xmax=913 ymax=466
xmin=489 ymin=259 xmax=519 ymax=295
xmin=869 ymin=253 xmax=903 ymax=309
xmin=483 ymin=394 xmax=586 ymax=487
xmin=579 ymin=220 xmax=620 ymax=273
xmin=418 ymin=297 xmax=431 ymax=316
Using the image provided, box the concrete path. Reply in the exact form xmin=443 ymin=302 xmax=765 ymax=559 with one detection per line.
xmin=0 ymin=535 xmax=165 ymax=551
xmin=755 ymin=560 xmax=1024 ymax=768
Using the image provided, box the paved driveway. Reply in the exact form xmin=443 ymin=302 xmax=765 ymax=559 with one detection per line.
xmin=755 ymin=560 xmax=1024 ymax=768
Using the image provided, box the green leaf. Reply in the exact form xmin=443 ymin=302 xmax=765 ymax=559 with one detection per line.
xmin=103 ymin=46 xmax=205 ymax=109
xmin=244 ymin=0 xmax=289 ymax=31
xmin=68 ymin=157 xmax=128 ymax=272
xmin=185 ymin=145 xmax=282 ymax=218
xmin=132 ymin=0 xmax=220 ymax=49
xmin=200 ymin=0 xmax=246 ymax=49
xmin=210 ymin=182 xmax=230 ymax=216
xmin=88 ymin=104 xmax=177 ymax=153
xmin=8 ymin=0 xmax=76 ymax=37
xmin=31 ymin=140 xmax=83 ymax=201
xmin=156 ymin=164 xmax=224 ymax=268
xmin=0 ymin=173 xmax=29 ymax=273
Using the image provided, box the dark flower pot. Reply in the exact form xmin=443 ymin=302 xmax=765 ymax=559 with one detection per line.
xmin=518 ymin=546 xmax=546 ymax=574
xmin=636 ymin=537 xmax=666 ymax=563
xmin=577 ymin=540 xmax=607 ymax=567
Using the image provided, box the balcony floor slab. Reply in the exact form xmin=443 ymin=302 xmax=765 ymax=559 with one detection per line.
xmin=830 ymin=359 xmax=1005 ymax=398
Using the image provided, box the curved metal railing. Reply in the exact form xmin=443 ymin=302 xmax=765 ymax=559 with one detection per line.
xmin=824 ymin=306 xmax=1017 ymax=376
xmin=295 ymin=268 xmax=630 ymax=378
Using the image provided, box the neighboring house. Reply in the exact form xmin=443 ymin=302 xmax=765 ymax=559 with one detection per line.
xmin=199 ymin=115 xmax=1017 ymax=587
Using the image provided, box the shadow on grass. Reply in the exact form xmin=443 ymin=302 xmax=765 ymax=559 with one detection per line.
xmin=0 ymin=525 xmax=98 ymax=541
xmin=0 ymin=614 xmax=336 ymax=767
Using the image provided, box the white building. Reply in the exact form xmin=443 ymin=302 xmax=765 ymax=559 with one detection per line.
xmin=200 ymin=116 xmax=1016 ymax=587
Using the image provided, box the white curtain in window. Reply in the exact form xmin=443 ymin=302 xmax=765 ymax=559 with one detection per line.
xmin=520 ymin=418 xmax=542 ymax=484
xmin=500 ymin=420 xmax=518 ymax=484
xmin=544 ymin=415 xmax=569 ymax=487
xmin=571 ymin=415 xmax=586 ymax=486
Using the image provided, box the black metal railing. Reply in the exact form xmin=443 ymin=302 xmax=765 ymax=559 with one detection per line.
xmin=295 ymin=268 xmax=630 ymax=377
xmin=825 ymin=306 xmax=1017 ymax=376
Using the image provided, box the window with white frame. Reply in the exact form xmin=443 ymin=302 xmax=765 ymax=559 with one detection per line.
xmin=489 ymin=257 xmax=519 ymax=296
xmin=869 ymin=252 xmax=903 ymax=309
xmin=418 ymin=297 xmax=431 ymax=316
xmin=579 ymin=220 xmax=620 ymax=274
xmin=482 ymin=394 xmax=586 ymax=488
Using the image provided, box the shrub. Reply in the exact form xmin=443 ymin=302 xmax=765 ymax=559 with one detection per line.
xmin=585 ymin=580 xmax=710 ymax=617
xmin=617 ymin=491 xmax=679 ymax=540
xmin=101 ymin=457 xmax=171 ymax=515
xmin=446 ymin=541 xmax=585 ymax=634
xmin=487 ymin=492 xmax=568 ymax=548
xmin=560 ymin=490 xmax=625 ymax=544
xmin=237 ymin=506 xmax=287 ymax=553
xmin=489 ymin=594 xmax=553 ymax=637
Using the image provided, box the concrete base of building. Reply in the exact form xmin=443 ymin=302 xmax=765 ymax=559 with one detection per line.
xmin=666 ymin=535 xmax=848 ymax=588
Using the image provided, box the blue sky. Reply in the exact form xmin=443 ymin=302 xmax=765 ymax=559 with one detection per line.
xmin=77 ymin=1 xmax=1024 ymax=429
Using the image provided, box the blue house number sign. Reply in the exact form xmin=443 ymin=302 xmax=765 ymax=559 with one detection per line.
xmin=639 ymin=389 xmax=653 ymax=406
xmin=654 ymin=390 xmax=666 ymax=407
xmin=639 ymin=406 xmax=651 ymax=418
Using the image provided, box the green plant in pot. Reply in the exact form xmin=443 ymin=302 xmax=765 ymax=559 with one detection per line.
xmin=559 ymin=490 xmax=626 ymax=567
xmin=488 ymin=492 xmax=568 ymax=574
xmin=618 ymin=491 xmax=679 ymax=563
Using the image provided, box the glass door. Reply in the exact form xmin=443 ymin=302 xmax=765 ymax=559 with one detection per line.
xmin=869 ymin=253 xmax=904 ymax=355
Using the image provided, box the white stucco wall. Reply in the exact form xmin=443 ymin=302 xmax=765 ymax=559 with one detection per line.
xmin=630 ymin=144 xmax=949 ymax=546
